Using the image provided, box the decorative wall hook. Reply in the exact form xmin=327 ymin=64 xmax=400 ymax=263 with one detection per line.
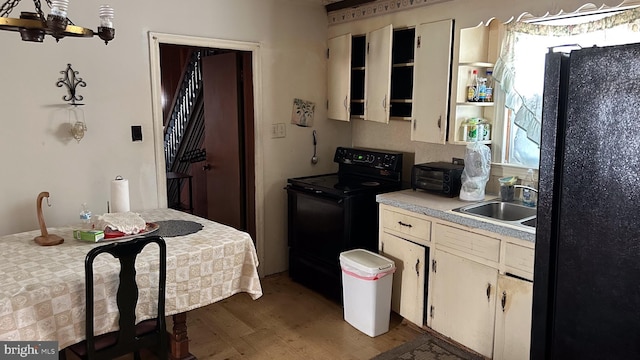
xmin=57 ymin=63 xmax=86 ymax=106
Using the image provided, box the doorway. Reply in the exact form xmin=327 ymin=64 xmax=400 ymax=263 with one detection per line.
xmin=148 ymin=33 xmax=264 ymax=272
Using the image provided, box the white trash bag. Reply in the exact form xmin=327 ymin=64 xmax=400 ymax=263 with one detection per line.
xmin=459 ymin=142 xmax=491 ymax=201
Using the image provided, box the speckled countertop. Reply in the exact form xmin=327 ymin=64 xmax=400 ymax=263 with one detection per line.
xmin=377 ymin=189 xmax=536 ymax=243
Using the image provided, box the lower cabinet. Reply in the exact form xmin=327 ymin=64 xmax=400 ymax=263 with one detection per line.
xmin=430 ymin=249 xmax=498 ymax=358
xmin=493 ymin=274 xmax=534 ymax=360
xmin=379 ymin=203 xmax=535 ymax=359
xmin=379 ymin=232 xmax=427 ymax=327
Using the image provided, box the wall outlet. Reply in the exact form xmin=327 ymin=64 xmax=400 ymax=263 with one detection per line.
xmin=271 ymin=123 xmax=286 ymax=138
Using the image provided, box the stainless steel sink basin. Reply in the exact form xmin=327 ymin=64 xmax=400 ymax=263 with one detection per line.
xmin=452 ymin=200 xmax=537 ymax=230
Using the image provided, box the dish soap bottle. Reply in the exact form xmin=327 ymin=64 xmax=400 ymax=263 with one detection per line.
xmin=521 ymin=169 xmax=537 ymax=207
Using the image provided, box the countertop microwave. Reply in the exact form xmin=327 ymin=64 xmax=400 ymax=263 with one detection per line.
xmin=411 ymin=162 xmax=464 ymax=197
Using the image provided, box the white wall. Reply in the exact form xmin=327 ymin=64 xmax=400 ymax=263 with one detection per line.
xmin=0 ymin=0 xmax=351 ymax=276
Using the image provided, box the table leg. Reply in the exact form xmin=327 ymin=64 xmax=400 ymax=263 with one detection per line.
xmin=170 ymin=312 xmax=197 ymax=360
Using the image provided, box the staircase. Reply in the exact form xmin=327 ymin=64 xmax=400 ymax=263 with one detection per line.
xmin=164 ymin=49 xmax=215 ymax=210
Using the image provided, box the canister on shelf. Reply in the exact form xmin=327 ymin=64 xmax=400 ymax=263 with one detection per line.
xmin=466 ymin=118 xmax=480 ymax=142
xmin=461 ymin=122 xmax=469 ymax=141
xmin=482 ymin=123 xmax=491 ymax=141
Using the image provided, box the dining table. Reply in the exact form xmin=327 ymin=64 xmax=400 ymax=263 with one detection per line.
xmin=0 ymin=208 xmax=263 ymax=359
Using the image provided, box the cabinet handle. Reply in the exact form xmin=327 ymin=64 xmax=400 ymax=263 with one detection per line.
xmin=398 ymin=221 xmax=412 ymax=228
xmin=382 ymin=96 xmax=387 ymax=110
xmin=343 ymin=96 xmax=348 ymax=110
xmin=486 ymin=283 xmax=492 ymax=301
xmin=437 ymin=115 xmax=442 ymax=129
xmin=501 ymin=291 xmax=507 ymax=312
xmin=380 ymin=242 xmax=384 ymax=253
xmin=415 ymin=259 xmax=420 ymax=276
xmin=413 ymin=118 xmax=417 ymax=130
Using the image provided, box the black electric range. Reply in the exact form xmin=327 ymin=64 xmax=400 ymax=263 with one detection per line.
xmin=286 ymin=147 xmax=403 ymax=302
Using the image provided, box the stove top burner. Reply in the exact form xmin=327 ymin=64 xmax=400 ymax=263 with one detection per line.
xmin=288 ymin=173 xmax=400 ymax=196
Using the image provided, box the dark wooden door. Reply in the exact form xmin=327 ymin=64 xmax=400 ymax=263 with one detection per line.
xmin=200 ymin=52 xmax=245 ymax=231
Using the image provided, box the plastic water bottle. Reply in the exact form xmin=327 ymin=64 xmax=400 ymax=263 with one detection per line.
xmin=485 ymin=70 xmax=493 ymax=102
xmin=477 ymin=78 xmax=487 ymax=102
xmin=521 ymin=169 xmax=537 ymax=207
xmin=80 ymin=203 xmax=92 ymax=228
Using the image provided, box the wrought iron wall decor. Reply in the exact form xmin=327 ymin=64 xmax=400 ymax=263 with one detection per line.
xmin=57 ymin=63 xmax=87 ymax=142
xmin=0 ymin=0 xmax=115 ymax=44
xmin=57 ymin=63 xmax=85 ymax=105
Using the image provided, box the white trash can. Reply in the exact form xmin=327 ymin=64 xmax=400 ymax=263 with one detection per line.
xmin=339 ymin=249 xmax=395 ymax=337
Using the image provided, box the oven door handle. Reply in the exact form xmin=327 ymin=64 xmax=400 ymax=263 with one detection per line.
xmin=287 ymin=186 xmax=345 ymax=204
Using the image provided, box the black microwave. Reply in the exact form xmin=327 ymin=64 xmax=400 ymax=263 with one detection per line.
xmin=411 ymin=162 xmax=464 ymax=197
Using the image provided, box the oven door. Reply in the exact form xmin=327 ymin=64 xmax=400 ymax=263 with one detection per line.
xmin=287 ymin=186 xmax=346 ymax=261
xmin=287 ymin=186 xmax=348 ymax=301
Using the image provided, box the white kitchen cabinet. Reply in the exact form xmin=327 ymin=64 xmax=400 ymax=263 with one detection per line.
xmin=430 ymin=249 xmax=498 ymax=358
xmin=379 ymin=231 xmax=426 ymax=327
xmin=365 ymin=24 xmax=393 ymax=123
xmin=411 ymin=19 xmax=453 ymax=144
xmin=327 ymin=34 xmax=352 ymax=121
xmin=493 ymin=274 xmax=534 ymax=360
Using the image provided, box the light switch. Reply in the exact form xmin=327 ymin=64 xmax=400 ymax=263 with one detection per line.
xmin=271 ymin=123 xmax=286 ymax=138
xmin=131 ymin=125 xmax=142 ymax=142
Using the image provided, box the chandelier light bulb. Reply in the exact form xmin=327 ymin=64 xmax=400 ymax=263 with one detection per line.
xmin=50 ymin=0 xmax=70 ymax=17
xmin=99 ymin=5 xmax=114 ymax=28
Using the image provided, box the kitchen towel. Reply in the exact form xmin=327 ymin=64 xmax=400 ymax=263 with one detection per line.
xmin=110 ymin=176 xmax=130 ymax=213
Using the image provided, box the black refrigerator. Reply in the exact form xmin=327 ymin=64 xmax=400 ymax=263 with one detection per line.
xmin=531 ymin=43 xmax=640 ymax=359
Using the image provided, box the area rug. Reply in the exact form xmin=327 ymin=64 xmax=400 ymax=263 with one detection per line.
xmin=371 ymin=332 xmax=484 ymax=360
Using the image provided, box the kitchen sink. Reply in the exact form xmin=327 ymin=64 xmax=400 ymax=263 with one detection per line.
xmin=521 ymin=217 xmax=537 ymax=228
xmin=452 ymin=200 xmax=537 ymax=229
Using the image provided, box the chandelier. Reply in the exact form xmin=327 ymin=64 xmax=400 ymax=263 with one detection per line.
xmin=0 ymin=0 xmax=114 ymax=44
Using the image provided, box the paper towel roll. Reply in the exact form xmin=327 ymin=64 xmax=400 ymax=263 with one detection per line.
xmin=110 ymin=176 xmax=130 ymax=213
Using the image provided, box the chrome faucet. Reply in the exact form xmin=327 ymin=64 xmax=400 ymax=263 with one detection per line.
xmin=514 ymin=184 xmax=538 ymax=193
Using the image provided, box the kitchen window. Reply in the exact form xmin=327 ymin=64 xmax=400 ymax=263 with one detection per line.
xmin=493 ymin=7 xmax=640 ymax=168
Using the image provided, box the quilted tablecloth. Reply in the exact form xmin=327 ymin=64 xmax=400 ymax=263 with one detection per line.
xmin=0 ymin=208 xmax=263 ymax=349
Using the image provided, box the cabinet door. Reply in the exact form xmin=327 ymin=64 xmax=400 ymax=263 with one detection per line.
xmin=493 ymin=274 xmax=533 ymax=360
xmin=327 ymin=34 xmax=352 ymax=121
xmin=365 ymin=24 xmax=393 ymax=123
xmin=379 ymin=232 xmax=426 ymax=327
xmin=431 ymin=249 xmax=497 ymax=358
xmin=411 ymin=19 xmax=453 ymax=144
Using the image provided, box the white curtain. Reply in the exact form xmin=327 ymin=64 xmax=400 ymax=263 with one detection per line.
xmin=493 ymin=7 xmax=640 ymax=146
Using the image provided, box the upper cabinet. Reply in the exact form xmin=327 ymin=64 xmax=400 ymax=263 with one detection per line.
xmin=327 ymin=34 xmax=352 ymax=121
xmin=365 ymin=24 xmax=393 ymax=123
xmin=450 ymin=22 xmax=502 ymax=145
xmin=327 ymin=20 xmax=456 ymax=145
xmin=327 ymin=26 xmax=392 ymax=123
xmin=411 ymin=19 xmax=453 ymax=144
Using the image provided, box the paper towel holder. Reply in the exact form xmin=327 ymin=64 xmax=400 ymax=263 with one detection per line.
xmin=34 ymin=192 xmax=64 ymax=246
